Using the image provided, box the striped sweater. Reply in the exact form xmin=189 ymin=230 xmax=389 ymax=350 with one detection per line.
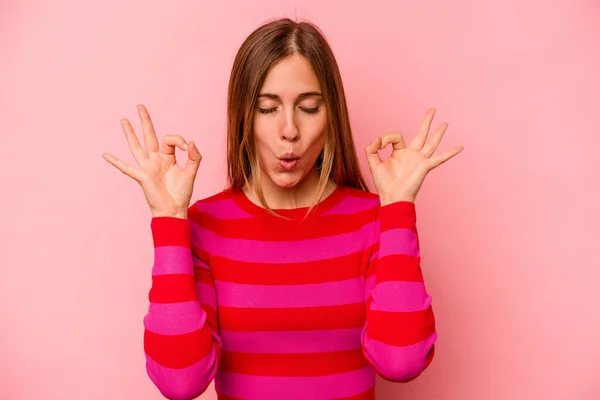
xmin=144 ymin=184 xmax=437 ymax=400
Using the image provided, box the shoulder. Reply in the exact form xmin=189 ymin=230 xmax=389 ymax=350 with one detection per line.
xmin=323 ymin=185 xmax=380 ymax=219
xmin=345 ymin=185 xmax=379 ymax=201
xmin=188 ymin=187 xmax=236 ymax=216
xmin=342 ymin=186 xmax=380 ymax=209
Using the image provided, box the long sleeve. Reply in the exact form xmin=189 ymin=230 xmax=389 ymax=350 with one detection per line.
xmin=361 ymin=201 xmax=437 ymax=382
xmin=143 ymin=215 xmax=222 ymax=400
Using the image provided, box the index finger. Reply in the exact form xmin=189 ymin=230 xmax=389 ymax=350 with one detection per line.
xmin=380 ymin=132 xmax=406 ymax=150
xmin=137 ymin=104 xmax=160 ymax=154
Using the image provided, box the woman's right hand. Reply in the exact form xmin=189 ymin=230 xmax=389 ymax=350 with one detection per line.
xmin=102 ymin=104 xmax=202 ymax=219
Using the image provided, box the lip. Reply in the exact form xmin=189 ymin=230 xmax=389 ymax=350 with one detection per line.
xmin=279 ymin=159 xmax=298 ymax=170
xmin=278 ymin=152 xmax=300 ymax=160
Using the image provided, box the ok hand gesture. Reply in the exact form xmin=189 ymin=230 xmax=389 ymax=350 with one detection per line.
xmin=365 ymin=108 xmax=464 ymax=205
xmin=102 ymin=105 xmax=202 ymax=219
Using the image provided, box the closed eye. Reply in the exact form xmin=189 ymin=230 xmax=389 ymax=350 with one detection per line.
xmin=257 ymin=107 xmax=277 ymax=114
xmin=301 ymin=107 xmax=320 ymax=114
xmin=257 ymin=107 xmax=320 ymax=115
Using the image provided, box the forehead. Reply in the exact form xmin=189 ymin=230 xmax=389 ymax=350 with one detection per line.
xmin=260 ymin=54 xmax=321 ymax=95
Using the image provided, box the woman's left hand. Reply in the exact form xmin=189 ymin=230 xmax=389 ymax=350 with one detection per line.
xmin=365 ymin=108 xmax=464 ymax=205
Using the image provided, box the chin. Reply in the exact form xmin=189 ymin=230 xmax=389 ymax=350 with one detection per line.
xmin=269 ymin=172 xmax=304 ymax=189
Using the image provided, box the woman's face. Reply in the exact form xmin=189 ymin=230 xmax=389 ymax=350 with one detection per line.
xmin=252 ymin=53 xmax=327 ymax=189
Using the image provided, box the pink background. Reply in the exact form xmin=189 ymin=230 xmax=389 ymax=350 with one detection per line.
xmin=1 ymin=1 xmax=599 ymax=399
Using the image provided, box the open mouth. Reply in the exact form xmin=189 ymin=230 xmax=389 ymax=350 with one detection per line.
xmin=279 ymin=158 xmax=298 ymax=170
xmin=278 ymin=152 xmax=300 ymax=170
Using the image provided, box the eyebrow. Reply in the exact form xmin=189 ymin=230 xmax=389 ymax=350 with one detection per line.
xmin=257 ymin=91 xmax=323 ymax=100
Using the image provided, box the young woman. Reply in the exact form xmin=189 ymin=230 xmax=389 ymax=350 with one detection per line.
xmin=103 ymin=17 xmax=463 ymax=400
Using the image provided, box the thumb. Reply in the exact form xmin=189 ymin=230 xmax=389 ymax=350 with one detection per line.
xmin=183 ymin=141 xmax=202 ymax=180
xmin=365 ymin=137 xmax=382 ymax=173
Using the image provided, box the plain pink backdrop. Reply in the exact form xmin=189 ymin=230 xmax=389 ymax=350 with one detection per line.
xmin=1 ymin=1 xmax=599 ymax=399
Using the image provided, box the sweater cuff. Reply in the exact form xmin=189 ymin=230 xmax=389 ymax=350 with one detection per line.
xmin=380 ymin=201 xmax=417 ymax=231
xmin=150 ymin=217 xmax=191 ymax=248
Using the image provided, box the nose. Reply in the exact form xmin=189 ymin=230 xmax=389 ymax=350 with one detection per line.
xmin=281 ymin=109 xmax=299 ymax=142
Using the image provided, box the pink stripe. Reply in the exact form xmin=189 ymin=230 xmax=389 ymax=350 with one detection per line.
xmin=144 ymin=301 xmax=206 ymax=336
xmin=196 ymin=199 xmax=254 ymax=220
xmin=196 ymin=282 xmax=217 ymax=310
xmin=369 ymin=281 xmax=431 ymax=312
xmin=215 ymin=367 xmax=376 ymax=399
xmin=219 ymin=328 xmax=363 ymax=353
xmin=191 ymin=221 xmax=376 ymax=263
xmin=214 ymin=278 xmax=364 ymax=308
xmin=379 ymin=228 xmax=420 ymax=258
xmin=145 ymin=350 xmax=218 ymax=400
xmin=362 ymin=332 xmax=437 ymax=382
xmin=323 ymin=195 xmax=379 ymax=215
xmin=153 ymin=246 xmax=193 ymax=276
xmin=365 ymin=274 xmax=376 ymax=301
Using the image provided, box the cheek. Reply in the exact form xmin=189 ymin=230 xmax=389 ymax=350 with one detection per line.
xmin=253 ymin=136 xmax=270 ymax=163
xmin=307 ymin=120 xmax=328 ymax=152
xmin=302 ymin=112 xmax=327 ymax=131
xmin=253 ymin=117 xmax=281 ymax=144
xmin=252 ymin=132 xmax=276 ymax=170
xmin=252 ymin=119 xmax=270 ymax=150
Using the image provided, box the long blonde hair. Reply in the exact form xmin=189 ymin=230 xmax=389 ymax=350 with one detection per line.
xmin=226 ymin=18 xmax=369 ymax=218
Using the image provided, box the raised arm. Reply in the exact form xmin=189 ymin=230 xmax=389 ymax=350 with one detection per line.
xmin=102 ymin=104 xmax=218 ymax=398
xmin=361 ymin=108 xmax=462 ymax=381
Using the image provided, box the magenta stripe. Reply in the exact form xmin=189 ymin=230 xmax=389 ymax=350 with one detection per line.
xmin=191 ymin=221 xmax=376 ymax=264
xmin=323 ymin=195 xmax=379 ymax=216
xmin=219 ymin=328 xmax=363 ymax=354
xmin=214 ymin=278 xmax=364 ymax=308
xmin=153 ymin=246 xmax=193 ymax=276
xmin=196 ymin=199 xmax=254 ymax=220
xmin=144 ymin=301 xmax=206 ymax=336
xmin=215 ymin=367 xmax=376 ymax=399
xmin=370 ymin=281 xmax=431 ymax=312
xmin=379 ymin=228 xmax=420 ymax=258
xmin=196 ymin=283 xmax=217 ymax=310
xmin=362 ymin=332 xmax=437 ymax=381
xmin=145 ymin=350 xmax=218 ymax=400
